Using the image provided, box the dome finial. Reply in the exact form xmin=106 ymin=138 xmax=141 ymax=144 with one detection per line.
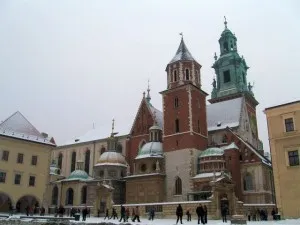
xmin=224 ymin=16 xmax=228 ymax=29
xmin=111 ymin=118 xmax=115 ymax=136
xmin=179 ymin=32 xmax=183 ymax=39
xmin=146 ymin=79 xmax=151 ymax=102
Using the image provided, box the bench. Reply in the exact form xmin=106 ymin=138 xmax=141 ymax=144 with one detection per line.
xmin=0 ymin=215 xmax=9 ymax=218
xmin=20 ymin=216 xmax=75 ymax=220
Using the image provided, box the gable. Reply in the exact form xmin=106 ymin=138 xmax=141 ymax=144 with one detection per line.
xmin=207 ymin=97 xmax=243 ymax=132
xmin=129 ymin=99 xmax=154 ymax=136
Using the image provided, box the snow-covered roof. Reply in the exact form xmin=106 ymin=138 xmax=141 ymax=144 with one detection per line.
xmin=148 ymin=104 xmax=163 ymax=128
xmin=0 ymin=111 xmax=55 ymax=146
xmin=169 ymin=38 xmax=196 ymax=64
xmin=207 ymin=97 xmax=242 ymax=131
xmin=193 ymin=172 xmax=222 ymax=179
xmin=125 ymin=173 xmax=164 ymax=179
xmin=61 ymin=127 xmax=128 ymax=147
xmin=136 ymin=142 xmax=164 ymax=159
xmin=221 ymin=142 xmax=239 ymax=151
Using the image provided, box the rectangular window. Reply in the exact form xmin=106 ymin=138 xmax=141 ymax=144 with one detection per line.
xmin=0 ymin=172 xmax=6 ymax=183
xmin=288 ymin=150 xmax=299 ymax=166
xmin=223 ymin=70 xmax=231 ymax=83
xmin=17 ymin=153 xmax=24 ymax=164
xmin=29 ymin=176 xmax=35 ymax=186
xmin=31 ymin=155 xmax=38 ymax=166
xmin=14 ymin=174 xmax=21 ymax=185
xmin=197 ymin=120 xmax=200 ymax=133
xmin=2 ymin=150 xmax=9 ymax=161
xmin=174 ymin=97 xmax=179 ymax=108
xmin=175 ymin=119 xmax=180 ymax=133
xmin=285 ymin=118 xmax=294 ymax=132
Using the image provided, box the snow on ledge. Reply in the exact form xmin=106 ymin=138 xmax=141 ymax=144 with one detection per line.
xmin=243 ymin=203 xmax=276 ymax=206
xmin=114 ymin=200 xmax=212 ymax=207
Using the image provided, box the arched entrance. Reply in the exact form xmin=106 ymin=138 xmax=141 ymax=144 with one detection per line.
xmin=16 ymin=195 xmax=39 ymax=213
xmin=0 ymin=192 xmax=13 ymax=212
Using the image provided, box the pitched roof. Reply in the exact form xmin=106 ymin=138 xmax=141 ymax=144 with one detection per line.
xmin=148 ymin=104 xmax=163 ymax=128
xmin=169 ymin=38 xmax=195 ymax=64
xmin=0 ymin=111 xmax=55 ymax=146
xmin=207 ymin=97 xmax=243 ymax=132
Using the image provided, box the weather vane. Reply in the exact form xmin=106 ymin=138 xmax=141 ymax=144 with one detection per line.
xmin=224 ymin=16 xmax=228 ymax=29
xmin=111 ymin=118 xmax=115 ymax=134
xmin=179 ymin=32 xmax=183 ymax=38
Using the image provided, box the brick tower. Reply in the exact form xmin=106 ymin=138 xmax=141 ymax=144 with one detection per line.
xmin=160 ymin=36 xmax=208 ymax=201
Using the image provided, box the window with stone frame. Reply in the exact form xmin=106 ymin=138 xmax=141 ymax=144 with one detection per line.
xmin=29 ymin=176 xmax=35 ymax=186
xmin=84 ymin=150 xmax=90 ymax=174
xmin=0 ymin=172 xmax=6 ymax=183
xmin=185 ymin=69 xmax=190 ymax=80
xmin=58 ymin=153 xmax=63 ymax=169
xmin=175 ymin=119 xmax=180 ymax=133
xmin=173 ymin=70 xmax=178 ymax=82
xmin=81 ymin=186 xmax=87 ymax=204
xmin=285 ymin=118 xmax=295 ymax=132
xmin=243 ymin=173 xmax=254 ymax=191
xmin=288 ymin=150 xmax=299 ymax=166
xmin=222 ymin=135 xmax=228 ymax=143
xmin=66 ymin=188 xmax=74 ymax=205
xmin=31 ymin=155 xmax=38 ymax=166
xmin=70 ymin=152 xmax=76 ymax=172
xmin=175 ymin=177 xmax=182 ymax=195
xmin=174 ymin=97 xmax=179 ymax=108
xmin=17 ymin=153 xmax=24 ymax=164
xmin=52 ymin=186 xmax=58 ymax=205
xmin=2 ymin=150 xmax=9 ymax=161
xmin=14 ymin=174 xmax=21 ymax=185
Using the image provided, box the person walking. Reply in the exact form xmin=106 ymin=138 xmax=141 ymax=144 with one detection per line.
xmin=221 ymin=204 xmax=228 ymax=223
xmin=82 ymin=207 xmax=88 ymax=221
xmin=149 ymin=207 xmax=155 ymax=220
xmin=119 ymin=205 xmax=126 ymax=222
xmin=132 ymin=206 xmax=141 ymax=222
xmin=104 ymin=208 xmax=109 ymax=220
xmin=125 ymin=207 xmax=130 ymax=222
xmin=196 ymin=204 xmax=204 ymax=224
xmin=186 ymin=208 xmax=191 ymax=221
xmin=176 ymin=204 xmax=183 ymax=224
xmin=203 ymin=205 xmax=208 ymax=224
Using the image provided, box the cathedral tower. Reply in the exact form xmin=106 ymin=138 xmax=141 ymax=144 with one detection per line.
xmin=209 ymin=19 xmax=260 ymax=141
xmin=160 ymin=36 xmax=208 ymax=201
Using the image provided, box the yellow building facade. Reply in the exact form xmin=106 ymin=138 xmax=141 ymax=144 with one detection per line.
xmin=264 ymin=100 xmax=300 ymax=218
xmin=0 ymin=112 xmax=55 ymax=213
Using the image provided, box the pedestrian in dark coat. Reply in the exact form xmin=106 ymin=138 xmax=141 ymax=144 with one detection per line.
xmin=149 ymin=207 xmax=155 ymax=220
xmin=186 ymin=208 xmax=191 ymax=221
xmin=196 ymin=204 xmax=205 ymax=224
xmin=119 ymin=205 xmax=126 ymax=222
xmin=125 ymin=208 xmax=130 ymax=222
xmin=203 ymin=205 xmax=208 ymax=224
xmin=176 ymin=204 xmax=183 ymax=224
xmin=104 ymin=208 xmax=109 ymax=220
xmin=221 ymin=205 xmax=228 ymax=223
xmin=82 ymin=207 xmax=88 ymax=221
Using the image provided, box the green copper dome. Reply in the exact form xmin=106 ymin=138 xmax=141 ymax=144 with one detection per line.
xmin=67 ymin=170 xmax=90 ymax=181
xmin=136 ymin=142 xmax=163 ymax=159
xmin=199 ymin=147 xmax=224 ymax=158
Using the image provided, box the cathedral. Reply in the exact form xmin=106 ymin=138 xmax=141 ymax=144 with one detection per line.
xmin=48 ymin=20 xmax=275 ymax=218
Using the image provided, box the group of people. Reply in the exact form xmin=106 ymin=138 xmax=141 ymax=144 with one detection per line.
xmin=176 ymin=204 xmax=209 ymax=224
xmin=247 ymin=207 xmax=277 ymax=221
xmin=103 ymin=205 xmax=142 ymax=222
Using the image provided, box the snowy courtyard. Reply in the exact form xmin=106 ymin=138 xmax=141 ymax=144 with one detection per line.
xmin=1 ymin=215 xmax=300 ymax=225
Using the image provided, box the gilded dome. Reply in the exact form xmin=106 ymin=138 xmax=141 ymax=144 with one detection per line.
xmin=95 ymin=151 xmax=127 ymax=167
xmin=199 ymin=147 xmax=224 ymax=158
xmin=67 ymin=170 xmax=90 ymax=181
xmin=136 ymin=142 xmax=163 ymax=159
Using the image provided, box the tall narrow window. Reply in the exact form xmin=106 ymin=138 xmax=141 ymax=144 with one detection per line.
xmin=70 ymin=152 xmax=76 ymax=172
xmin=223 ymin=70 xmax=231 ymax=83
xmin=197 ymin=120 xmax=200 ymax=133
xmin=14 ymin=174 xmax=21 ymax=185
xmin=31 ymin=155 xmax=38 ymax=166
xmin=0 ymin=172 xmax=6 ymax=183
xmin=185 ymin=69 xmax=190 ymax=80
xmin=224 ymin=42 xmax=229 ymax=51
xmin=222 ymin=135 xmax=228 ymax=143
xmin=17 ymin=153 xmax=24 ymax=164
xmin=243 ymin=173 xmax=254 ymax=191
xmin=100 ymin=147 xmax=106 ymax=155
xmin=81 ymin=186 xmax=87 ymax=204
xmin=84 ymin=150 xmax=90 ymax=174
xmin=174 ymin=70 xmax=178 ymax=82
xmin=288 ymin=150 xmax=299 ymax=166
xmin=2 ymin=151 xmax=9 ymax=161
xmin=175 ymin=177 xmax=182 ymax=195
xmin=52 ymin=186 xmax=58 ymax=205
xmin=242 ymin=72 xmax=246 ymax=84
xmin=285 ymin=118 xmax=294 ymax=132
xmin=58 ymin=153 xmax=63 ymax=169
xmin=175 ymin=119 xmax=180 ymax=133
xmin=29 ymin=176 xmax=35 ymax=186
xmin=174 ymin=97 xmax=179 ymax=108
xmin=66 ymin=188 xmax=74 ymax=205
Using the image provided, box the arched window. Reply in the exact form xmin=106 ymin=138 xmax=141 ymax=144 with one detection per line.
xmin=66 ymin=188 xmax=74 ymax=205
xmin=84 ymin=150 xmax=90 ymax=174
xmin=81 ymin=186 xmax=87 ymax=204
xmin=100 ymin=147 xmax=106 ymax=155
xmin=51 ymin=186 xmax=58 ymax=205
xmin=224 ymin=42 xmax=229 ymax=51
xmin=58 ymin=153 xmax=63 ymax=169
xmin=174 ymin=70 xmax=178 ymax=82
xmin=185 ymin=69 xmax=190 ymax=80
xmin=117 ymin=143 xmax=123 ymax=153
xmin=70 ymin=152 xmax=76 ymax=172
xmin=243 ymin=173 xmax=254 ymax=191
xmin=175 ymin=177 xmax=182 ymax=195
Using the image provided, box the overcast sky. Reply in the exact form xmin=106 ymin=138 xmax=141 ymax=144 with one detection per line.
xmin=1 ymin=1 xmax=299 ymax=151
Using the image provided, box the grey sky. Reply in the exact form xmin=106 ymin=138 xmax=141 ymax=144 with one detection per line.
xmin=1 ymin=1 xmax=300 ymax=151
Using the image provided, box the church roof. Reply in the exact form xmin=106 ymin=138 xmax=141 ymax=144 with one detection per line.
xmin=136 ymin=142 xmax=164 ymax=159
xmin=199 ymin=147 xmax=224 ymax=158
xmin=169 ymin=38 xmax=195 ymax=64
xmin=206 ymin=97 xmax=242 ymax=131
xmin=148 ymin=104 xmax=163 ymax=128
xmin=0 ymin=111 xmax=56 ymax=146
xmin=95 ymin=151 xmax=127 ymax=167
